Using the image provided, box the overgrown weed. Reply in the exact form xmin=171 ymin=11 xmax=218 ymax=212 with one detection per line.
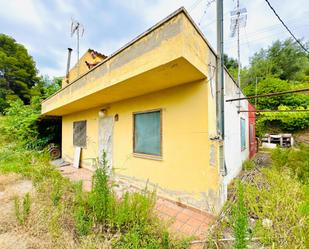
xmin=0 ymin=117 xmax=189 ymax=248
xmin=232 ymin=180 xmax=249 ymax=249
xmin=208 ymin=145 xmax=309 ymax=249
xmin=14 ymin=193 xmax=31 ymax=225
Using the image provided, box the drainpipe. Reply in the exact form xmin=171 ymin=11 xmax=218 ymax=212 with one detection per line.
xmin=217 ymin=0 xmax=227 ymax=211
xmin=66 ymin=48 xmax=73 ymax=84
xmin=217 ymin=0 xmax=227 ymax=181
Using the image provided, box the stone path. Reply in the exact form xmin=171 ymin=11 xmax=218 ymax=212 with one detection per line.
xmin=58 ymin=165 xmax=215 ymax=247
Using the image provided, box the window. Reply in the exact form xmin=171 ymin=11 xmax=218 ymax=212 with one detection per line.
xmin=73 ymin=120 xmax=87 ymax=147
xmin=240 ymin=118 xmax=246 ymax=150
xmin=133 ymin=110 xmax=161 ymax=157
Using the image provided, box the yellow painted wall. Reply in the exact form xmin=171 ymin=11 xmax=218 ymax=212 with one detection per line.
xmin=49 ymin=10 xmax=226 ymax=213
xmin=62 ymin=81 xmax=221 ymax=211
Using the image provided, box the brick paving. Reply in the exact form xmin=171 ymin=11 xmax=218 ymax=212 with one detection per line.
xmin=155 ymin=198 xmax=215 ymax=240
xmin=58 ymin=165 xmax=92 ymax=191
xmin=57 ymin=165 xmax=215 ymax=248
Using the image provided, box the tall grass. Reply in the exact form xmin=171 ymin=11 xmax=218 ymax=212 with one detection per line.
xmin=0 ymin=117 xmax=189 ymax=248
xmin=232 ymin=180 xmax=249 ymax=249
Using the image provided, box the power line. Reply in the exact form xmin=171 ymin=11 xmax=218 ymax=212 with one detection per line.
xmin=188 ymin=0 xmax=204 ymax=12
xmin=226 ymin=88 xmax=309 ymax=102
xmin=224 ymin=24 xmax=309 ymax=49
xmin=264 ymin=0 xmax=309 ymax=54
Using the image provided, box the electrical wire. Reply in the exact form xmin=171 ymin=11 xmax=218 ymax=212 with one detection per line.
xmin=188 ymin=0 xmax=204 ymax=12
xmin=264 ymin=0 xmax=309 ymax=54
xmin=224 ymin=24 xmax=309 ymax=49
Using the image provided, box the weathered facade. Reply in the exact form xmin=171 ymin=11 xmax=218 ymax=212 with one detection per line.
xmin=42 ymin=8 xmax=255 ymax=214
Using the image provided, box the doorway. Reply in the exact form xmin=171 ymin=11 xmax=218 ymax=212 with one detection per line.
xmin=98 ymin=116 xmax=114 ymax=169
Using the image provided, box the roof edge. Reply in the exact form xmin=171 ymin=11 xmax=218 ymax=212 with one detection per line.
xmin=42 ymin=6 xmax=243 ymax=104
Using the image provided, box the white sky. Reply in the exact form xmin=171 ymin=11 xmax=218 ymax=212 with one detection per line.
xmin=0 ymin=0 xmax=308 ymax=77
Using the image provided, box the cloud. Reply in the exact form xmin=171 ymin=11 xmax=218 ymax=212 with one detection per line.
xmin=0 ymin=0 xmax=308 ymax=77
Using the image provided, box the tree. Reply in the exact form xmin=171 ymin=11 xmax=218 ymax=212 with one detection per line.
xmin=242 ymin=38 xmax=309 ymax=87
xmin=243 ymin=77 xmax=309 ymax=110
xmin=224 ymin=54 xmax=238 ymax=70
xmin=0 ymin=34 xmax=39 ymax=112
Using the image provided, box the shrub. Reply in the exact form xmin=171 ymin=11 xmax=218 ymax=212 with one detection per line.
xmin=4 ymin=98 xmax=40 ymax=147
xmin=3 ymin=97 xmax=61 ymax=149
xmin=271 ymin=145 xmax=309 ymax=184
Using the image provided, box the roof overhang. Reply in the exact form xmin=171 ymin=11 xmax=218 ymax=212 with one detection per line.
xmin=42 ymin=8 xmax=209 ymax=116
xmin=42 ymin=57 xmax=205 ymax=115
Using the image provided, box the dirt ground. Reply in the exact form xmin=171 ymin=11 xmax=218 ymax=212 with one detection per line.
xmin=0 ymin=174 xmax=38 ymax=249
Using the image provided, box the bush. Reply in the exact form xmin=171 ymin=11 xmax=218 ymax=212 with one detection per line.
xmin=271 ymin=145 xmax=309 ymax=184
xmin=3 ymin=97 xmax=61 ymax=149
xmin=4 ymin=98 xmax=41 ymax=147
xmin=256 ymin=106 xmax=309 ymax=136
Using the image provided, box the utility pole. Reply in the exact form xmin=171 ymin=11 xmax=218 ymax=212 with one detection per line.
xmin=216 ymin=0 xmax=224 ymax=139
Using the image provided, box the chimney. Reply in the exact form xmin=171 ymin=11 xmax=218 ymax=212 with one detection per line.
xmin=66 ymin=48 xmax=73 ymax=84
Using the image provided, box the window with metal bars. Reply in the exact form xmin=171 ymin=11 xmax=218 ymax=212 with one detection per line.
xmin=73 ymin=120 xmax=87 ymax=147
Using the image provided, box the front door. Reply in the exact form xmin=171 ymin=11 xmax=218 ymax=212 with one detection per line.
xmin=249 ymin=123 xmax=256 ymax=158
xmin=99 ymin=116 xmax=114 ymax=169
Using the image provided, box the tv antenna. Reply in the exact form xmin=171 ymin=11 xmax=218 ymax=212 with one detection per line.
xmin=71 ymin=19 xmax=85 ymax=76
xmin=230 ymin=0 xmax=247 ymax=88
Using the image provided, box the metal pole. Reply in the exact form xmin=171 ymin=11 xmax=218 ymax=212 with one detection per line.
xmin=77 ymin=25 xmax=80 ymax=77
xmin=237 ymin=0 xmax=241 ymax=111
xmin=217 ymin=0 xmax=224 ymax=138
xmin=66 ymin=48 xmax=73 ymax=84
xmin=226 ymin=87 xmax=309 ymax=102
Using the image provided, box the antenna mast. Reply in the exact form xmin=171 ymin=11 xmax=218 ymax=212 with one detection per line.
xmin=230 ymin=1 xmax=247 ymax=88
xmin=71 ymin=19 xmax=85 ymax=76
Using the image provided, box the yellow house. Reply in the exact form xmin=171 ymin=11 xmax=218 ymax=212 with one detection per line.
xmin=42 ymin=8 xmax=251 ymax=214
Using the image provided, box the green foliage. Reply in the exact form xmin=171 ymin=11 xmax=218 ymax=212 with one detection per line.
xmin=14 ymin=193 xmax=31 ymax=225
xmin=88 ymin=152 xmax=115 ymax=226
xmin=243 ymin=77 xmax=309 ymax=110
xmin=208 ymin=146 xmax=309 ymax=248
xmin=3 ymin=98 xmax=41 ymax=148
xmin=224 ymin=54 xmax=238 ymax=70
xmin=51 ymin=178 xmax=63 ymax=206
xmin=232 ymin=180 xmax=249 ymax=249
xmin=3 ymin=89 xmax=61 ymax=149
xmin=242 ymin=160 xmax=254 ymax=171
xmin=271 ymin=145 xmax=309 ymax=184
xmin=243 ymin=39 xmax=309 ymax=85
xmin=243 ymin=77 xmax=309 ymax=135
xmin=244 ymin=168 xmax=308 ymax=248
xmin=237 ymin=39 xmax=309 ymax=135
xmin=256 ymin=105 xmax=309 ymax=135
xmin=0 ymin=33 xmax=40 ymax=112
